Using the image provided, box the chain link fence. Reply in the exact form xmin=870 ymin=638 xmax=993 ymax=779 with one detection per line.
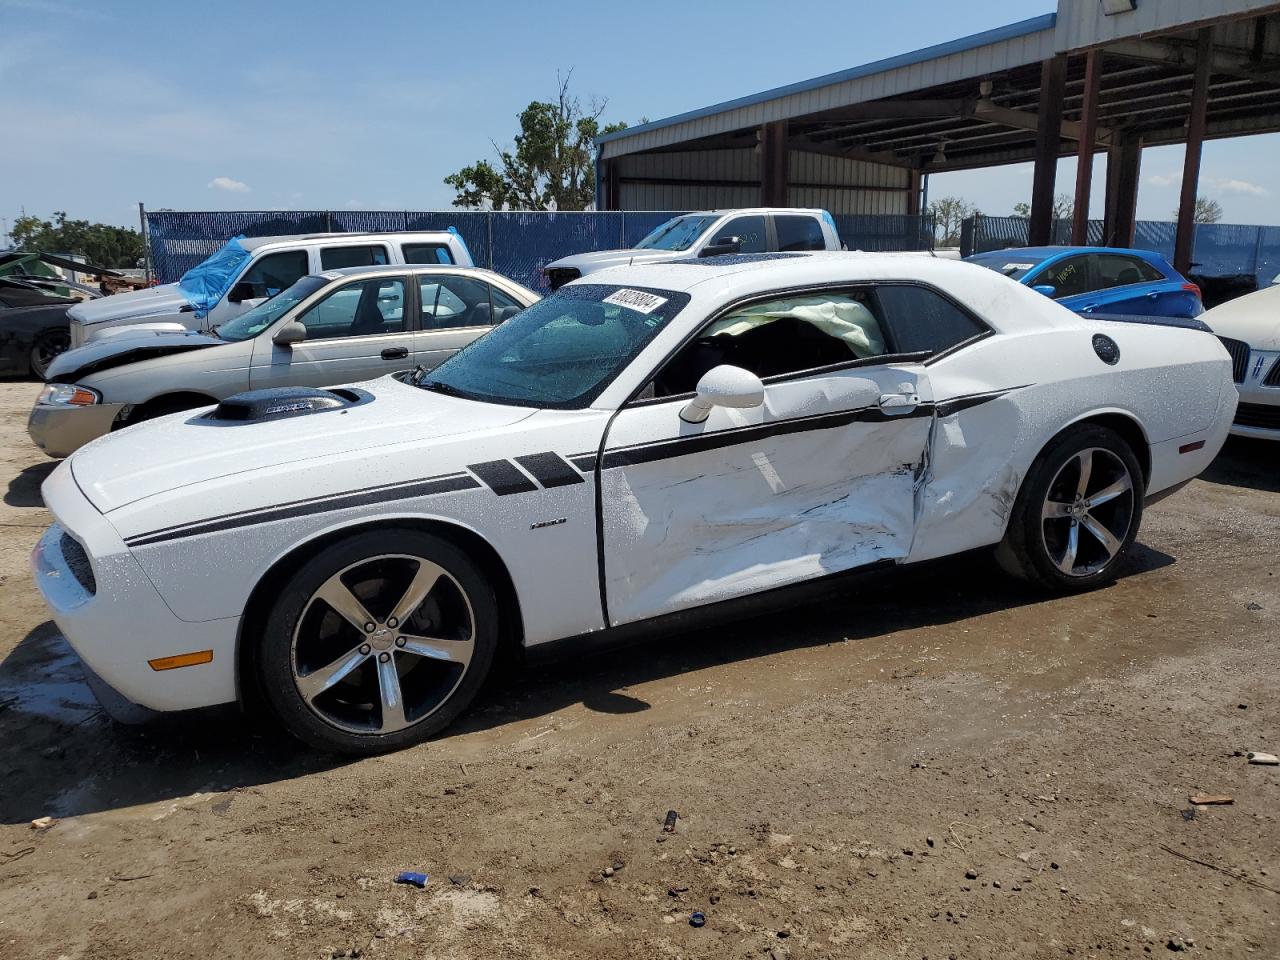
xmin=144 ymin=210 xmax=937 ymax=291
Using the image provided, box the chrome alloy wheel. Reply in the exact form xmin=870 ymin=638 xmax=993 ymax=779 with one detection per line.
xmin=291 ymin=554 xmax=476 ymax=734
xmin=1040 ymin=447 xmax=1136 ymax=578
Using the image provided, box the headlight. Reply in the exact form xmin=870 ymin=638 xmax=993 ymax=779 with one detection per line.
xmin=38 ymin=383 xmax=101 ymax=407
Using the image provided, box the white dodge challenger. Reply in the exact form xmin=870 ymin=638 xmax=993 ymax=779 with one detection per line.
xmin=33 ymin=253 xmax=1236 ymax=753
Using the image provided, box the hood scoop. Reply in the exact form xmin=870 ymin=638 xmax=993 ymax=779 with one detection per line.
xmin=204 ymin=387 xmax=371 ymax=424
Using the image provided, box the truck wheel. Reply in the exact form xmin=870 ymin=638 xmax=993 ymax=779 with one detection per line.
xmin=256 ymin=529 xmax=499 ymax=754
xmin=996 ymin=424 xmax=1144 ymax=592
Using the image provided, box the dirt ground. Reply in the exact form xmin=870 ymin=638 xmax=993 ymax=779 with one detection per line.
xmin=0 ymin=377 xmax=1276 ymax=960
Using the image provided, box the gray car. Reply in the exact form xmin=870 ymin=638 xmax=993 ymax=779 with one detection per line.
xmin=28 ymin=264 xmax=538 ymax=458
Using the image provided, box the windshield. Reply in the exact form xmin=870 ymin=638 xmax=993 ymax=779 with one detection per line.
xmin=177 ymin=236 xmax=252 ymax=313
xmin=418 ymin=283 xmax=690 ymax=409
xmin=215 ymin=275 xmax=328 ymax=342
xmin=635 ymin=215 xmax=720 ymax=251
xmin=965 ymin=253 xmax=1043 ymax=281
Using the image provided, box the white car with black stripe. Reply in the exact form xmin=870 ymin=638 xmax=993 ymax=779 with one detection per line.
xmin=33 ymin=252 xmax=1236 ymax=754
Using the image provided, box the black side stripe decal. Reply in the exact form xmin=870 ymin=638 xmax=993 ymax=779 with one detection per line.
xmin=125 ymin=472 xmax=480 ymax=547
xmin=568 ymin=453 xmax=597 ymax=472
xmin=515 ymin=452 xmax=585 ymax=488
xmin=467 ymin=459 xmax=538 ymax=496
xmin=600 ymin=404 xmax=933 ymax=469
xmin=934 ymin=385 xmax=1025 ymax=418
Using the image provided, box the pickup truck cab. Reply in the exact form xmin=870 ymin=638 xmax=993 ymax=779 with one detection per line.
xmin=542 ymin=208 xmax=842 ymax=290
xmin=67 ymin=231 xmax=473 ymax=347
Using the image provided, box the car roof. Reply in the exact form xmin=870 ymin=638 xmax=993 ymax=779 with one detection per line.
xmin=677 ymin=208 xmax=829 ymax=217
xmin=972 ymin=246 xmax=1165 ymax=262
xmin=305 ymin=263 xmax=526 ymax=287
xmin=240 ymin=231 xmax=456 ymax=252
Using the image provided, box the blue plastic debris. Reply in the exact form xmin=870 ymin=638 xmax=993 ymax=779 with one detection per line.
xmin=395 ymin=871 xmax=429 ymax=888
xmin=689 ymin=911 xmax=706 ymax=928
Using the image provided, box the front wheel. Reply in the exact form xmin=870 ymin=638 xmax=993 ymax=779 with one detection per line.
xmin=996 ymin=424 xmax=1145 ymax=592
xmin=256 ymin=529 xmax=499 ymax=754
xmin=30 ymin=328 xmax=71 ymax=380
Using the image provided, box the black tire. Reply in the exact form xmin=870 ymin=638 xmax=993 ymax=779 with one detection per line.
xmin=119 ymin=394 xmax=212 ymax=428
xmin=256 ymin=529 xmax=498 ymax=754
xmin=996 ymin=424 xmax=1145 ymax=592
xmin=30 ymin=327 xmax=71 ymax=380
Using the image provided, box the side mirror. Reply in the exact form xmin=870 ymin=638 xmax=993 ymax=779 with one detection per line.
xmin=1032 ymin=284 xmax=1057 ymax=298
xmin=272 ymin=320 xmax=307 ymax=346
xmin=680 ymin=364 xmax=765 ymax=424
xmin=699 ymin=236 xmax=742 ymax=258
xmin=227 ymin=280 xmax=256 ymax=304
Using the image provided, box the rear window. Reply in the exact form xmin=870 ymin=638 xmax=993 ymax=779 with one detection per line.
xmin=403 ymin=243 xmax=455 ymax=265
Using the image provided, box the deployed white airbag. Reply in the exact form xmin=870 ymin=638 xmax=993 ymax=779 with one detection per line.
xmin=705 ymin=295 xmax=886 ymax=358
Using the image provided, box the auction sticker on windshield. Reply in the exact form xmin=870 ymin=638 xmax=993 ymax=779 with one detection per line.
xmin=602 ymin=289 xmax=669 ymax=314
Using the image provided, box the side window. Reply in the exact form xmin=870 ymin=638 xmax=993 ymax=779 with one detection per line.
xmin=714 ymin=215 xmax=767 ymax=254
xmin=402 ymin=243 xmax=455 ymax=265
xmin=1031 ymin=256 xmax=1092 ymax=298
xmin=489 ymin=284 xmax=524 ymax=323
xmin=319 ymin=245 xmax=390 ymax=270
xmin=1092 ymin=254 xmax=1164 ymax=289
xmin=651 ymin=290 xmax=888 ymax=397
xmin=239 ymin=250 xmax=309 ymax=299
xmin=418 ymin=274 xmax=494 ymax=330
xmin=874 ymin=285 xmax=986 ymax=355
xmin=774 ymin=215 xmax=826 ymax=252
xmin=296 ymin=277 xmax=405 ymax=339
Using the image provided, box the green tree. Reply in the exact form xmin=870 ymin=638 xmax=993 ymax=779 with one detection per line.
xmin=928 ymin=196 xmax=978 ymax=246
xmin=445 ymin=72 xmax=626 ymax=210
xmin=1012 ymin=193 xmax=1073 ymax=219
xmin=10 ymin=211 xmax=145 ymax=268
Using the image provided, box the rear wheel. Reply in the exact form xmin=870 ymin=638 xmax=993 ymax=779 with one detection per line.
xmin=257 ymin=529 xmax=498 ymax=754
xmin=996 ymin=424 xmax=1144 ymax=592
xmin=30 ymin=328 xmax=71 ymax=380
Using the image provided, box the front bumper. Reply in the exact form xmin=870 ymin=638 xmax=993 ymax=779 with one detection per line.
xmin=27 ymin=401 xmax=125 ymax=458
xmin=31 ymin=463 xmax=240 ymax=714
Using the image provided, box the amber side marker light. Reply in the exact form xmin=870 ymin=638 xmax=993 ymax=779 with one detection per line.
xmin=148 ymin=650 xmax=214 ymax=671
xmin=1179 ymin=440 xmax=1206 ymax=454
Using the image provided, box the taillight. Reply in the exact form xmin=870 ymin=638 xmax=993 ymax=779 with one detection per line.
xmin=1182 ymin=282 xmax=1202 ymax=300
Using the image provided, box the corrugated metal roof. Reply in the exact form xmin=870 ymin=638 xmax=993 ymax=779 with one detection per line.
xmin=1054 ymin=0 xmax=1280 ymax=52
xmin=597 ymin=13 xmax=1058 ymax=158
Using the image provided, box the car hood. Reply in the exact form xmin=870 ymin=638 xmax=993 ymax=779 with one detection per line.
xmin=1201 ymin=285 xmax=1280 ymax=350
xmin=547 ymin=249 xmax=685 ymax=273
xmin=46 ymin=329 xmax=224 ymax=383
xmin=66 ymin=283 xmax=192 ymax=326
xmin=69 ymin=377 xmax=538 ymax=513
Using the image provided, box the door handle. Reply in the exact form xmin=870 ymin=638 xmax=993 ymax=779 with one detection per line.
xmin=381 ymin=347 xmax=409 ymax=360
xmin=878 ymin=393 xmax=919 ymax=415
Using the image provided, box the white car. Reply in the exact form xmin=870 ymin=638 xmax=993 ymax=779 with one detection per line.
xmin=33 ymin=253 xmax=1235 ymax=754
xmin=68 ymin=231 xmax=474 ymax=347
xmin=542 ymin=209 xmax=842 ymax=289
xmin=1200 ymin=283 xmax=1280 ymax=439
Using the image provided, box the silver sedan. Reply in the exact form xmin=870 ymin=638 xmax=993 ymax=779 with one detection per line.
xmin=28 ymin=264 xmax=539 ymax=458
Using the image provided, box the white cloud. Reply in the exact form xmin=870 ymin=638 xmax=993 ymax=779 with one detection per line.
xmin=1146 ymin=172 xmax=1179 ymax=187
xmin=1209 ymin=177 xmax=1267 ymax=196
xmin=208 ymin=176 xmax=250 ymax=193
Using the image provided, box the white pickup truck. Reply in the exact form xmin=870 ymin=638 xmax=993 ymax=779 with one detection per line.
xmin=542 ymin=208 xmax=843 ymax=290
xmin=68 ymin=230 xmax=473 ymax=346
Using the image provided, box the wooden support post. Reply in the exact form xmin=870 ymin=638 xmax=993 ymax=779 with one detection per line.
xmin=1072 ymin=50 xmax=1102 ymax=245
xmin=1175 ymin=27 xmax=1213 ymax=275
xmin=907 ymin=169 xmax=923 ymax=216
xmin=1029 ymin=55 xmax=1068 ymax=246
xmin=761 ymin=121 xmax=789 ymax=206
xmin=605 ymin=161 xmax=620 ymax=211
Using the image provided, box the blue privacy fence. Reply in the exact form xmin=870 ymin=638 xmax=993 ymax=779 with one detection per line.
xmin=143 ymin=210 xmax=938 ymax=290
xmin=962 ymin=214 xmax=1280 ymax=284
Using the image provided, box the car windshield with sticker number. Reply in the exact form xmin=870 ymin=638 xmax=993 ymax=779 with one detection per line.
xmin=418 ymin=283 xmax=689 ymax=409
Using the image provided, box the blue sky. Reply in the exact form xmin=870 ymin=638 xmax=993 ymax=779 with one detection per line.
xmin=2 ymin=0 xmax=1277 ymax=237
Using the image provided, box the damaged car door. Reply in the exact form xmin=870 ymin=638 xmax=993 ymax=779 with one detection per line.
xmin=598 ymin=287 xmax=934 ymax=626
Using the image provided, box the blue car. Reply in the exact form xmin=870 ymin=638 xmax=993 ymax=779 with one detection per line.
xmin=965 ymin=246 xmax=1204 ymax=319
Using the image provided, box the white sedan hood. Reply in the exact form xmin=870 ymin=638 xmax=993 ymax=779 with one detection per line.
xmin=67 ymin=283 xmax=192 ymax=326
xmin=70 ymin=378 xmax=536 ymax=513
xmin=1202 ymin=284 xmax=1280 ymax=350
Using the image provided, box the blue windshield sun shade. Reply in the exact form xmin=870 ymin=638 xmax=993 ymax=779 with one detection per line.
xmin=447 ymin=226 xmax=473 ymax=266
xmin=178 ymin=236 xmax=252 ymax=316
